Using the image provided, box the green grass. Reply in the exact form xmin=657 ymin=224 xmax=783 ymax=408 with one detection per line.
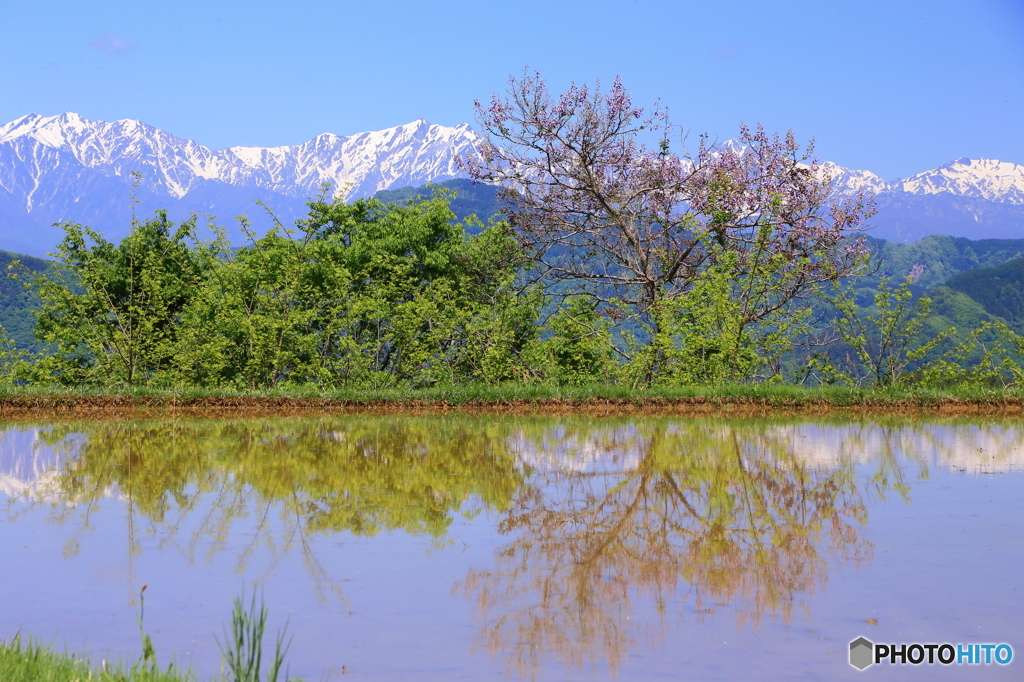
xmin=0 ymin=635 xmax=193 ymax=682
xmin=0 ymin=590 xmax=297 ymax=682
xmin=0 ymin=381 xmax=1023 ymax=409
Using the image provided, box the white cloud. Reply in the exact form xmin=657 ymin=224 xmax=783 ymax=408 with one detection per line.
xmin=90 ymin=33 xmax=138 ymax=55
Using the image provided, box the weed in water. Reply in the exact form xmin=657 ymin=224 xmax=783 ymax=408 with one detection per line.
xmin=216 ymin=588 xmax=292 ymax=682
xmin=137 ymin=584 xmax=157 ymax=668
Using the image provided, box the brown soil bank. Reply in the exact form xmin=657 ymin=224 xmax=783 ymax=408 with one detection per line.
xmin=1 ymin=392 xmax=1022 ymax=419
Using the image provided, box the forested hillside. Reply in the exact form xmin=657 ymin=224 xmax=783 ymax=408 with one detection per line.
xmin=375 ymin=179 xmax=504 ymax=227
xmin=0 ymin=249 xmax=51 ymax=349
xmin=867 ymin=235 xmax=1024 ymax=291
xmin=944 ymin=257 xmax=1024 ymax=332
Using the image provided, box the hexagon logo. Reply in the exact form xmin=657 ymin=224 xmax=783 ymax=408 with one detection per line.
xmin=849 ymin=636 xmax=874 ymax=670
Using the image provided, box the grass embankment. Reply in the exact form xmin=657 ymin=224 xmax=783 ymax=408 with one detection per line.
xmin=1 ymin=383 xmax=1022 ymax=415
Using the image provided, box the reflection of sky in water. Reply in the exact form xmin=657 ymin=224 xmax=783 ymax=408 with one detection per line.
xmin=509 ymin=422 xmax=1024 ymax=475
xmin=510 ymin=424 xmax=644 ymax=474
xmin=748 ymin=423 xmax=1024 ymax=473
xmin=0 ymin=428 xmax=69 ymax=499
xmin=0 ymin=428 xmax=119 ymax=502
xmin=1 ymin=418 xmax=1022 ymax=681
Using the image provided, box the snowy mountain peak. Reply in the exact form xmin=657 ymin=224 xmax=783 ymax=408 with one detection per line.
xmin=1 ymin=111 xmax=1022 ymax=254
xmin=698 ymin=140 xmax=1024 ymax=207
xmin=899 ymin=157 xmax=1024 ymax=204
xmin=0 ymin=112 xmax=481 ymax=202
xmin=714 ymin=138 xmax=747 ymax=155
xmin=0 ymin=113 xmax=46 ymax=142
xmin=820 ymin=161 xmax=887 ymax=196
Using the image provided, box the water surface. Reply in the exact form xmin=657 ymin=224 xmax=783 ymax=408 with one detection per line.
xmin=1 ymin=415 xmax=1021 ymax=680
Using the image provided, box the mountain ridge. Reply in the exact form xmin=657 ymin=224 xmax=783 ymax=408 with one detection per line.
xmin=823 ymin=157 xmax=1024 ymax=204
xmin=0 ymin=112 xmax=480 ymax=255
xmin=0 ymin=112 xmax=477 ymax=200
xmin=1 ymin=112 xmax=1022 ymax=255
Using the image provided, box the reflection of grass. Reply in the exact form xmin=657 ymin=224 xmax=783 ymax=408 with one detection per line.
xmin=0 ymin=590 xmax=300 ymax=682
xmin=1 ymin=382 xmax=1023 ymax=410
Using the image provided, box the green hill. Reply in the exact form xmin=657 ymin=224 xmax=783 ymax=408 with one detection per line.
xmin=866 ymin=234 xmax=1024 ymax=291
xmin=374 ymin=179 xmax=504 ymax=227
xmin=943 ymin=257 xmax=1024 ymax=333
xmin=0 ymin=249 xmax=53 ymax=349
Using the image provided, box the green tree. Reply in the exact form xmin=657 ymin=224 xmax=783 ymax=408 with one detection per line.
xmin=172 ymin=188 xmax=539 ymax=388
xmin=619 ymin=242 xmax=823 ymax=387
xmin=912 ymin=321 xmax=1024 ymax=389
xmin=830 ymin=276 xmax=953 ymax=387
xmin=542 ymin=296 xmax=616 ymax=386
xmin=25 ymin=212 xmax=216 ymax=386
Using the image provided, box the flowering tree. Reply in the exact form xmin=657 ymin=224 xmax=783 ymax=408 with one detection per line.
xmin=460 ymin=71 xmax=875 ymax=381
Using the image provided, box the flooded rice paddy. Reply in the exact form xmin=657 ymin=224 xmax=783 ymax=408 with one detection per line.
xmin=1 ymin=414 xmax=1022 ymax=680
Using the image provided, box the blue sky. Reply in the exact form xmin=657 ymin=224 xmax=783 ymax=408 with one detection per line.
xmin=1 ymin=0 xmax=1021 ymax=181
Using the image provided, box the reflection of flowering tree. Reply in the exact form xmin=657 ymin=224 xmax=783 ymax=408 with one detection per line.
xmin=458 ymin=423 xmax=876 ymax=678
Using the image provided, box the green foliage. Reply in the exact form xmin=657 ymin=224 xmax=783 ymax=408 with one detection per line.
xmin=621 ymin=244 xmax=822 ymax=387
xmin=825 ymin=270 xmax=1024 ymax=389
xmin=0 ymin=324 xmax=35 ymax=386
xmin=0 ymin=635 xmax=193 ymax=682
xmin=831 ymin=276 xmax=954 ymax=387
xmin=622 ymin=264 xmax=756 ymax=387
xmin=200 ymin=190 xmax=537 ymax=389
xmin=0 ymin=587 xmax=301 ymax=682
xmin=911 ymin=321 xmax=1024 ymax=389
xmin=541 ymin=296 xmax=616 ymax=385
xmin=15 ymin=188 xmax=536 ymax=390
xmin=7 ymin=182 xmax=1024 ymax=391
xmin=22 ymin=212 xmax=216 ymax=386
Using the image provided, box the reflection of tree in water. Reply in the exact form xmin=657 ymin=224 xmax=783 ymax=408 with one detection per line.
xmin=11 ymin=415 xmax=1021 ymax=675
xmin=457 ymin=422 xmax=878 ymax=678
xmin=22 ymin=416 xmax=523 ymax=602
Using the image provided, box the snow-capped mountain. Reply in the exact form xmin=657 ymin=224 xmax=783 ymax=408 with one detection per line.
xmin=820 ymin=157 xmax=1024 ymax=242
xmin=698 ymin=141 xmax=1022 ymax=242
xmin=0 ymin=112 xmax=480 ymax=255
xmin=820 ymin=162 xmax=889 ymax=196
xmin=1 ymin=112 xmax=1023 ymax=255
xmin=0 ymin=112 xmax=478 ymax=199
xmin=898 ymin=158 xmax=1024 ymax=204
xmin=824 ymin=157 xmax=1024 ymax=205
